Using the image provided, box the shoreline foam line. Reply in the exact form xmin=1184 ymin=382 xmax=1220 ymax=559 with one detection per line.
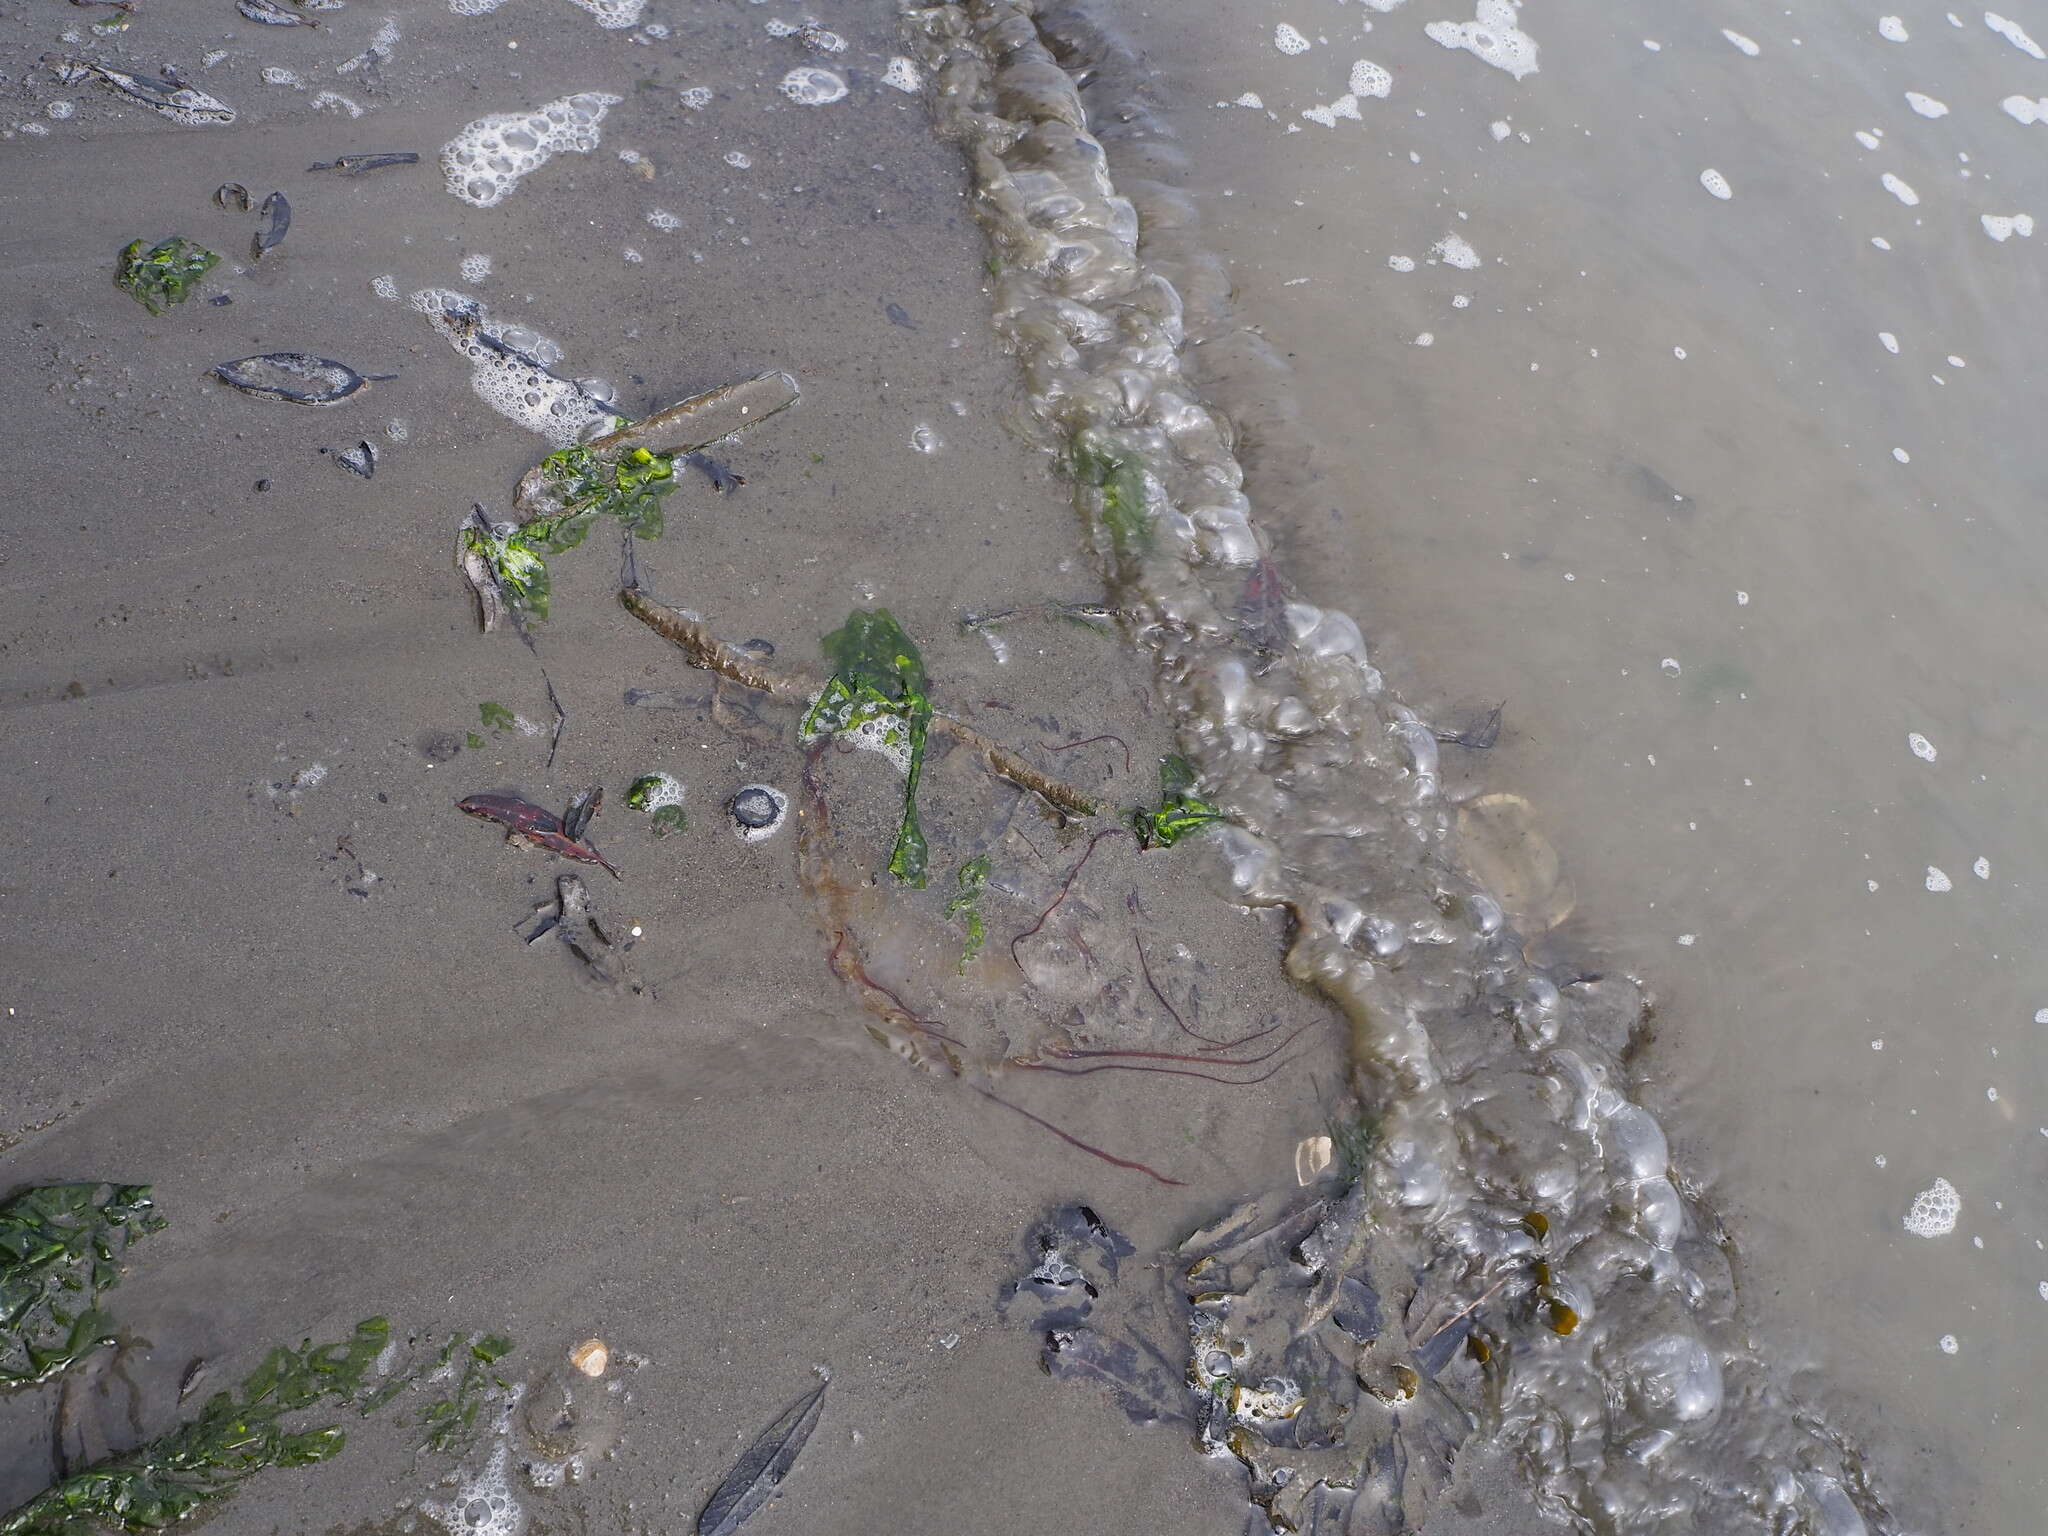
xmin=905 ymin=3 xmax=1892 ymax=1530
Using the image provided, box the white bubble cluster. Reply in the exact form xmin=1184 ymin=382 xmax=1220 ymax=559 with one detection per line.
xmin=2003 ymin=94 xmax=2048 ymax=124
xmin=1878 ymin=15 xmax=1908 ymax=42
xmin=1424 ymin=0 xmax=1540 ymax=80
xmin=780 ymin=67 xmax=847 ymax=105
xmin=420 ymin=1443 xmax=525 ymax=1536
xmin=1981 ymin=212 xmax=2036 ymax=240
xmin=1274 ymin=23 xmax=1311 ymax=55
xmin=1985 ymin=11 xmax=2045 ymax=59
xmin=1880 ymin=172 xmax=1919 ymax=205
xmin=1904 ymin=1178 xmax=1961 ymax=1236
xmin=1939 ymin=1333 xmax=1960 ymax=1354
xmin=882 ymin=56 xmax=921 ymax=93
xmin=678 ymin=85 xmax=713 ymax=110
xmin=1349 ymin=59 xmax=1393 ymax=97
xmin=1387 ymin=254 xmax=1415 ymax=272
xmin=311 ymin=91 xmax=361 ymax=117
xmin=442 ymin=92 xmax=621 ymax=208
xmin=261 ymin=66 xmax=303 ymax=88
xmin=1973 ymin=856 xmax=1991 ymax=878
xmin=1893 ymin=446 xmax=1912 ymax=463
xmin=1302 ymin=93 xmax=1363 ymax=127
xmin=565 ymin=0 xmax=645 ymax=26
xmin=1722 ymin=28 xmax=1760 ymax=56
xmin=1908 ymin=731 xmax=1937 ymax=760
xmin=1700 ymin=168 xmax=1732 ymax=200
xmin=1905 ymin=91 xmax=1949 ymax=118
xmin=411 ymin=287 xmax=617 ymax=446
xmin=1432 ymin=232 xmax=1480 ymax=268
xmin=646 ymin=207 xmax=680 ymax=230
xmin=1925 ymin=865 xmax=1951 ymax=891
xmin=460 ymin=252 xmax=493 ymax=283
xmin=370 ymin=273 xmax=398 ymax=301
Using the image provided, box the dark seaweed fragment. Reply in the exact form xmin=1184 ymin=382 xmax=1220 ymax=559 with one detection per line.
xmin=697 ymin=1373 xmax=828 ymax=1536
xmin=305 ymin=152 xmax=419 ymax=174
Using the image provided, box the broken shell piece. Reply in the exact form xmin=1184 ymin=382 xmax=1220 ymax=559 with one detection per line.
xmin=1294 ymin=1134 xmax=1333 ymax=1186
xmin=213 ymin=352 xmax=377 ymax=405
xmin=570 ymin=1338 xmax=608 ymax=1377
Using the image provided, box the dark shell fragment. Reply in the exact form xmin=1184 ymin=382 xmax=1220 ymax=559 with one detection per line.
xmin=213 ymin=182 xmax=250 ymax=212
xmin=251 ymin=191 xmax=290 ymax=259
xmin=213 ymin=353 xmax=375 ymax=405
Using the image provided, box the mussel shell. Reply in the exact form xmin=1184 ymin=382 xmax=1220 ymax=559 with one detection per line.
xmin=213 ymin=352 xmax=370 ymax=405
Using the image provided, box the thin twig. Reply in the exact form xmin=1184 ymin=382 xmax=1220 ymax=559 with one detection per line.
xmin=1417 ymin=1275 xmax=1511 ymax=1350
xmin=620 ymin=585 xmax=1103 ymax=816
xmin=1040 ymin=733 xmax=1132 ymax=774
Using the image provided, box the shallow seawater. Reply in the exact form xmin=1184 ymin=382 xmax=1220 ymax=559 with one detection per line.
xmin=1111 ymin=0 xmax=2048 ymax=1529
xmin=2 ymin=0 xmax=2042 ymax=1533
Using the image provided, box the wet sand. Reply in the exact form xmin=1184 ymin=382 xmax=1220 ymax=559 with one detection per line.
xmin=1 ymin=3 xmax=1344 ymax=1531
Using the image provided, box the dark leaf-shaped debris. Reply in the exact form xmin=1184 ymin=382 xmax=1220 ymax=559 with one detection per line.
xmin=251 ymin=191 xmax=290 ymax=258
xmin=698 ymin=1372 xmax=827 ymax=1536
xmin=213 ymin=353 xmax=377 ymax=405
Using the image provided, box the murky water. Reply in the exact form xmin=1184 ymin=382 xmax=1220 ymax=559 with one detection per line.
xmin=3 ymin=0 xmax=2043 ymax=1532
xmin=1098 ymin=0 xmax=2048 ymax=1529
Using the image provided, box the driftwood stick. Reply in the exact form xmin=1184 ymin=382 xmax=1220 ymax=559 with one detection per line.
xmin=619 ymin=585 xmax=1104 ymax=818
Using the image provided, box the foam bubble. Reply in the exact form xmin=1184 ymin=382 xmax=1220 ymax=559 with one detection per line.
xmin=1905 ymin=92 xmax=1949 ymax=117
xmin=1419 ymin=236 xmax=1478 ymax=274
xmin=1489 ymin=119 xmax=1511 ymax=140
xmin=1452 ymin=294 xmax=1470 ymax=308
xmin=1274 ymin=23 xmax=1311 ymax=55
xmin=1879 ymin=331 xmax=1900 ymax=353
xmin=1387 ymin=254 xmax=1415 ymax=272
xmin=1878 ymin=15 xmax=1908 ymax=42
xmin=1413 ymin=332 xmax=1434 ymax=347
xmin=460 ymin=252 xmax=493 ymax=283
xmin=678 ymin=85 xmax=713 ymax=110
xmin=370 ymin=274 xmax=398 ymax=301
xmin=1234 ymin=91 xmax=1264 ymax=108
xmin=261 ymin=66 xmax=303 ymax=88
xmin=1938 ymin=1333 xmax=1959 ymax=1354
xmin=1301 ymin=94 xmax=1363 ymax=126
xmin=1660 ymin=657 xmax=1682 ymax=676
xmin=1924 ymin=864 xmax=1950 ymax=890
xmin=337 ymin=16 xmax=401 ymax=77
xmin=1893 ymin=446 xmax=1912 ymax=463
xmin=780 ymin=67 xmax=847 ymax=105
xmin=311 ymin=91 xmax=361 ymax=117
xmin=565 ymin=0 xmax=647 ymax=25
xmin=1349 ymin=59 xmax=1393 ymax=97
xmin=411 ymin=287 xmax=618 ymax=446
xmin=1425 ymin=0 xmax=1540 ymax=80
xmin=1722 ymin=28 xmax=1760 ymax=56
xmin=646 ymin=208 xmax=680 ymax=230
xmin=1904 ymin=1178 xmax=1960 ymax=1235
xmin=1981 ymin=212 xmax=2036 ymax=240
xmin=420 ymin=1443 xmax=525 ymax=1536
xmin=882 ymin=56 xmax=921 ymax=93
xmin=1907 ymin=731 xmax=1936 ymax=760
xmin=1974 ymin=856 xmax=1991 ymax=878
xmin=2003 ymin=94 xmax=2048 ymax=124
xmin=442 ymin=91 xmax=622 ymax=208
xmin=1880 ymin=172 xmax=1919 ymax=205
xmin=1699 ymin=168 xmax=1732 ymax=200
xmin=1986 ymin=11 xmax=2045 ymax=58
xmin=1855 ymin=129 xmax=1881 ymax=149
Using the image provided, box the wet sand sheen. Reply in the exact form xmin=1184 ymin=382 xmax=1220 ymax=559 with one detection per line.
xmin=2 ymin=0 xmax=2033 ymax=1532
